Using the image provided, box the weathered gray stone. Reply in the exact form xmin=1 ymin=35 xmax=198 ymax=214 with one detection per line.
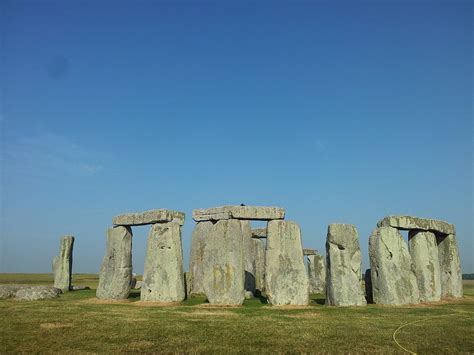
xmin=252 ymin=228 xmax=267 ymax=238
xmin=265 ymin=220 xmax=309 ymax=305
xmin=377 ymin=215 xmax=455 ymax=235
xmin=326 ymin=224 xmax=366 ymax=306
xmin=408 ymin=230 xmax=442 ymax=302
xmin=202 ymin=219 xmax=245 ymax=305
xmin=307 ymin=251 xmax=326 ymax=294
xmin=369 ymin=226 xmax=420 ymax=305
xmin=193 ymin=206 xmax=285 ymax=222
xmin=241 ymin=221 xmax=256 ymax=297
xmin=303 ymin=248 xmax=317 ymax=255
xmin=113 ymin=209 xmax=185 ymax=226
xmin=71 ymin=285 xmax=90 ymax=291
xmin=252 ymin=237 xmax=266 ymax=293
xmin=184 ymin=272 xmax=192 ymax=298
xmin=130 ymin=273 xmax=137 ymax=289
xmin=141 ymin=222 xmax=185 ymax=302
xmin=96 ymin=226 xmax=133 ymax=300
xmin=0 ymin=285 xmax=62 ymax=300
xmin=437 ymin=234 xmax=463 ymax=298
xmin=189 ymin=221 xmax=213 ymax=295
xmin=52 ymin=235 xmax=74 ymax=292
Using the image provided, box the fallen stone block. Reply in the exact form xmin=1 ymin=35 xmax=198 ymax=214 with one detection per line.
xmin=0 ymin=285 xmax=62 ymax=301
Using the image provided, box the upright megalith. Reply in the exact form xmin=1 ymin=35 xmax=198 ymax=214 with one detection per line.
xmin=96 ymin=226 xmax=133 ymax=299
xmin=437 ymin=234 xmax=463 ymax=298
xmin=189 ymin=221 xmax=213 ymax=295
xmin=241 ymin=221 xmax=256 ymax=297
xmin=265 ymin=220 xmax=309 ymax=305
xmin=369 ymin=226 xmax=420 ymax=305
xmin=252 ymin=236 xmax=266 ymax=294
xmin=202 ymin=219 xmax=245 ymax=305
xmin=141 ymin=222 xmax=185 ymax=302
xmin=325 ymin=224 xmax=366 ymax=306
xmin=52 ymin=236 xmax=75 ymax=291
xmin=306 ymin=250 xmax=326 ymax=294
xmin=408 ymin=230 xmax=441 ymax=302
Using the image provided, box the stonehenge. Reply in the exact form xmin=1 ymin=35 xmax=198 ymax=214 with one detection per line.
xmin=304 ymin=249 xmax=326 ymax=294
xmin=325 ymin=224 xmax=366 ymax=306
xmin=52 ymin=235 xmax=74 ymax=292
xmin=368 ymin=215 xmax=462 ymax=305
xmin=97 ymin=209 xmax=185 ymax=301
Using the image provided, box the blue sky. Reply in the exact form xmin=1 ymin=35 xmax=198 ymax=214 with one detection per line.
xmin=1 ymin=0 xmax=472 ymax=274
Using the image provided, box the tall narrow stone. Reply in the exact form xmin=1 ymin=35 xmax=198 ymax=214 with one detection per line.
xmin=326 ymin=224 xmax=366 ymax=306
xmin=141 ymin=222 xmax=185 ymax=302
xmin=252 ymin=237 xmax=266 ymax=293
xmin=265 ymin=220 xmax=309 ymax=305
xmin=408 ymin=230 xmax=442 ymax=302
xmin=202 ymin=219 xmax=245 ymax=305
xmin=241 ymin=221 xmax=256 ymax=296
xmin=96 ymin=226 xmax=133 ymax=300
xmin=437 ymin=233 xmax=463 ymax=298
xmin=307 ymin=251 xmax=326 ymax=294
xmin=369 ymin=226 xmax=419 ymax=305
xmin=189 ymin=221 xmax=212 ymax=295
xmin=52 ymin=236 xmax=74 ymax=291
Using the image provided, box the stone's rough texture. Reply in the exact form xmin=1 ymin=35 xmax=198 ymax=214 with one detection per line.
xmin=193 ymin=206 xmax=285 ymax=222
xmin=408 ymin=231 xmax=442 ymax=302
xmin=307 ymin=251 xmax=326 ymax=294
xmin=377 ymin=215 xmax=455 ymax=235
xmin=0 ymin=285 xmax=61 ymax=300
xmin=189 ymin=221 xmax=213 ymax=295
xmin=113 ymin=209 xmax=185 ymax=226
xmin=265 ymin=220 xmax=309 ymax=305
xmin=96 ymin=226 xmax=133 ymax=300
xmin=303 ymin=248 xmax=317 ymax=255
xmin=252 ymin=228 xmax=267 ymax=238
xmin=365 ymin=269 xmax=373 ymax=304
xmin=202 ymin=219 xmax=245 ymax=305
xmin=52 ymin=236 xmax=74 ymax=292
xmin=184 ymin=272 xmax=192 ymax=297
xmin=241 ymin=221 xmax=256 ymax=296
xmin=252 ymin=237 xmax=266 ymax=293
xmin=325 ymin=224 xmax=366 ymax=306
xmin=369 ymin=226 xmax=420 ymax=305
xmin=141 ymin=222 xmax=185 ymax=302
xmin=437 ymin=234 xmax=463 ymax=298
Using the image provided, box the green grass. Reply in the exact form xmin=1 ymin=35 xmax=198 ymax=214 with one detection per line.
xmin=1 ymin=274 xmax=473 ymax=353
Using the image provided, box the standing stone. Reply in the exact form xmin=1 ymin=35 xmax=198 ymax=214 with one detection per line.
xmin=52 ymin=236 xmax=74 ymax=292
xmin=364 ymin=269 xmax=373 ymax=303
xmin=189 ymin=221 xmax=213 ymax=295
xmin=141 ymin=222 xmax=185 ymax=302
xmin=265 ymin=220 xmax=309 ymax=305
xmin=307 ymin=251 xmax=326 ymax=294
xmin=184 ymin=272 xmax=192 ymax=298
xmin=96 ymin=226 xmax=133 ymax=300
xmin=408 ymin=230 xmax=442 ymax=302
xmin=437 ymin=234 xmax=463 ymax=298
xmin=202 ymin=219 xmax=245 ymax=305
xmin=241 ymin=221 xmax=256 ymax=296
xmin=369 ymin=226 xmax=420 ymax=305
xmin=252 ymin=237 xmax=266 ymax=294
xmin=326 ymin=224 xmax=366 ymax=306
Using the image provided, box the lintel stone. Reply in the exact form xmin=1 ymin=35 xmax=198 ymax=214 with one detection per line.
xmin=303 ymin=248 xmax=317 ymax=255
xmin=192 ymin=206 xmax=285 ymax=222
xmin=377 ymin=215 xmax=454 ymax=235
xmin=251 ymin=228 xmax=267 ymax=238
xmin=113 ymin=209 xmax=185 ymax=226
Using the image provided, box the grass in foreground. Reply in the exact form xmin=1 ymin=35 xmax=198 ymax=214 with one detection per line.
xmin=0 ymin=274 xmax=473 ymax=353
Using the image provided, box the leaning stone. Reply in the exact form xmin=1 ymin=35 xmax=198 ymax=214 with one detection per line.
xmin=96 ymin=226 xmax=133 ymax=300
xmin=251 ymin=228 xmax=267 ymax=238
xmin=193 ymin=206 xmax=285 ymax=222
xmin=408 ymin=230 xmax=442 ymax=302
xmin=307 ymin=251 xmax=326 ymax=294
xmin=113 ymin=209 xmax=185 ymax=226
xmin=141 ymin=222 xmax=185 ymax=302
xmin=326 ymin=224 xmax=366 ymax=306
xmin=189 ymin=221 xmax=213 ymax=295
xmin=265 ymin=220 xmax=309 ymax=305
xmin=437 ymin=234 xmax=463 ymax=298
xmin=52 ymin=236 xmax=74 ymax=292
xmin=369 ymin=226 xmax=420 ymax=305
xmin=242 ymin=221 xmax=256 ymax=297
xmin=202 ymin=219 xmax=245 ymax=305
xmin=303 ymin=248 xmax=317 ymax=255
xmin=252 ymin=237 xmax=266 ymax=293
xmin=377 ymin=215 xmax=455 ymax=235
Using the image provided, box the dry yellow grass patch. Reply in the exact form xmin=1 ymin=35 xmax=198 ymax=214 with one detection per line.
xmin=40 ymin=323 xmax=72 ymax=330
xmin=79 ymin=298 xmax=131 ymax=305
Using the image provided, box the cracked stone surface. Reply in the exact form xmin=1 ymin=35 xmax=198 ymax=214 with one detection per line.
xmin=369 ymin=226 xmax=419 ymax=305
xmin=141 ymin=222 xmax=185 ymax=302
xmin=437 ymin=233 xmax=463 ymax=298
xmin=326 ymin=224 xmax=366 ymax=306
xmin=52 ymin=235 xmax=74 ymax=292
xmin=96 ymin=226 xmax=133 ymax=300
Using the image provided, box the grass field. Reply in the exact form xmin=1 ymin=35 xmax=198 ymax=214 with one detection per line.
xmin=1 ymin=274 xmax=473 ymax=353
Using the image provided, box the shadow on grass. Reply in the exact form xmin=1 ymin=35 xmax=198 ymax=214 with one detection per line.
xmin=128 ymin=290 xmax=141 ymax=300
xmin=311 ymin=293 xmax=325 ymax=305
